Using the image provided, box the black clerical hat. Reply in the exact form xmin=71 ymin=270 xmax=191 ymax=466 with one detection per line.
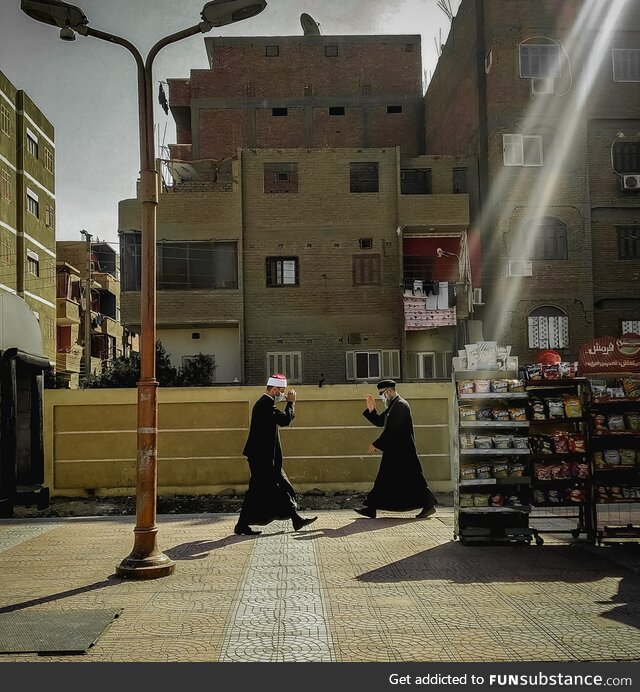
xmin=376 ymin=379 xmax=396 ymax=390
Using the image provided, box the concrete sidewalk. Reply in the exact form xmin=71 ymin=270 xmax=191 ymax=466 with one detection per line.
xmin=0 ymin=508 xmax=639 ymax=662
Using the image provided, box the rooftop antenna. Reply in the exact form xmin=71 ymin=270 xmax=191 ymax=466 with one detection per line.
xmin=300 ymin=12 xmax=321 ymax=35
xmin=437 ymin=0 xmax=454 ymax=22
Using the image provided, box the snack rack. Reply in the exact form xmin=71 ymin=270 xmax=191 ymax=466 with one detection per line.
xmin=453 ymin=370 xmax=542 ymax=546
xmin=525 ymin=377 xmax=595 ymax=541
xmin=586 ymin=374 xmax=640 ymax=545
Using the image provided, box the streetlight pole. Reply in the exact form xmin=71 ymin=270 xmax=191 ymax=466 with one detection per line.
xmin=22 ymin=0 xmax=268 ymax=579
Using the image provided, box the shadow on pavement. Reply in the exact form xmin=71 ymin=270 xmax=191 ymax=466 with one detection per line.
xmin=0 ymin=577 xmax=121 ymax=614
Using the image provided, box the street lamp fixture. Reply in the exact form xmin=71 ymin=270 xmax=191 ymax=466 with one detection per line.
xmin=201 ymin=0 xmax=266 ymax=27
xmin=21 ymin=0 xmax=268 ymax=579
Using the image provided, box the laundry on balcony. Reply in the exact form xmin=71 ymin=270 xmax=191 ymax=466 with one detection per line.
xmin=403 ymin=279 xmax=440 ymax=297
xmin=403 ymin=295 xmax=457 ymax=330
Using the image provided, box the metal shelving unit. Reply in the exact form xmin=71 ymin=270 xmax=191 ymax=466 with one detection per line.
xmin=586 ymin=385 xmax=640 ymax=545
xmin=526 ymin=377 xmax=594 ymax=541
xmin=453 ymin=370 xmax=542 ymax=546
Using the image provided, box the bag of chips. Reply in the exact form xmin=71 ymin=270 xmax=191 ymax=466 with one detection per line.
xmin=563 ymin=395 xmax=583 ymax=418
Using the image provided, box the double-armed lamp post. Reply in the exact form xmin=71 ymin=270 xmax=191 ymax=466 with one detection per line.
xmin=22 ymin=0 xmax=268 ymax=579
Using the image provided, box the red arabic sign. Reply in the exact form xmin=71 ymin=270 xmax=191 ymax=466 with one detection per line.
xmin=579 ymin=335 xmax=640 ymax=373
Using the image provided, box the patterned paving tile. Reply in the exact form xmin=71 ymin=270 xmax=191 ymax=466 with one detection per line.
xmin=1 ymin=511 xmax=640 ymax=662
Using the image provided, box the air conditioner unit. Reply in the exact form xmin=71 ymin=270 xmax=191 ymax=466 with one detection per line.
xmin=347 ymin=332 xmax=362 ymax=344
xmin=622 ymin=174 xmax=640 ymax=191
xmin=530 ymin=77 xmax=554 ymax=95
xmin=472 ymin=288 xmax=484 ymax=305
xmin=508 ymin=260 xmax=533 ymax=277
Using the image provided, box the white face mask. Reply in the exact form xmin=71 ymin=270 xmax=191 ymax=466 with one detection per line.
xmin=275 ymin=392 xmax=286 ymax=402
xmin=379 ymin=393 xmax=387 ymax=402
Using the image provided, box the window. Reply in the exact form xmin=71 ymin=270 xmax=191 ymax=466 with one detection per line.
xmin=612 ymin=141 xmax=640 ymax=174
xmin=158 ymin=241 xmax=237 ymax=290
xmin=527 ymin=217 xmax=568 ymax=260
xmin=618 ymin=227 xmax=640 ymax=259
xmin=26 ymin=189 xmax=39 ymax=217
xmin=266 ymin=257 xmax=298 ymax=286
xmin=346 ymin=349 xmax=400 ymax=381
xmin=121 ymin=232 xmax=141 ymax=291
xmin=44 ymin=315 xmax=55 ymax=340
xmin=0 ymin=168 xmax=11 ymax=201
xmin=27 ymin=250 xmax=39 ymax=277
xmin=26 ymin=129 xmax=39 ymax=159
xmin=528 ymin=306 xmax=569 ymax=349
xmin=361 ymin=83 xmax=371 ymax=95
xmin=43 ymin=147 xmax=54 ymax=172
xmin=401 ymin=168 xmax=431 ymax=194
xmin=267 ymin=352 xmax=302 ymax=383
xmin=120 ymin=234 xmax=238 ymax=291
xmin=612 ymin=49 xmax=640 ymax=82
xmin=265 ymin=45 xmax=279 ymax=57
xmin=387 ymin=105 xmax=403 ymax=114
xmin=272 ymin=107 xmax=288 ymax=117
xmin=519 ymin=43 xmax=561 ymax=79
xmin=353 ymin=254 xmax=381 ymax=285
xmin=0 ymin=104 xmax=10 ymax=135
xmin=416 ymin=352 xmax=436 ymax=379
xmin=503 ymin=134 xmax=543 ymax=166
xmin=453 ymin=167 xmax=468 ymax=194
xmin=45 ymin=204 xmax=55 ymax=229
xmin=263 ymin=163 xmax=298 ymax=193
xmin=350 ymin=162 xmax=379 ymax=193
xmin=329 ymin=106 xmax=345 ymax=116
xmin=622 ymin=320 xmax=640 ymax=335
xmin=324 ymin=45 xmax=338 ymax=57
xmin=0 ymin=236 xmax=11 ymax=265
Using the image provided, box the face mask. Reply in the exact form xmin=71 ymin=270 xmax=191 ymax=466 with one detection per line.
xmin=379 ymin=393 xmax=387 ymax=402
xmin=275 ymin=393 xmax=286 ymax=402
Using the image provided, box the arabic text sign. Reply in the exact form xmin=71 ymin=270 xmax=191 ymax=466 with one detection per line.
xmin=579 ymin=335 xmax=640 ymax=373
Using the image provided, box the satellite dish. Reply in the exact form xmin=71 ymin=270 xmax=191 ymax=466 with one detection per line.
xmin=165 ymin=161 xmax=198 ymax=183
xmin=300 ymin=13 xmax=321 ymax=35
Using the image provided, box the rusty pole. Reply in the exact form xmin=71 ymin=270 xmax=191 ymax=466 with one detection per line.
xmin=78 ymin=27 xmax=202 ymax=578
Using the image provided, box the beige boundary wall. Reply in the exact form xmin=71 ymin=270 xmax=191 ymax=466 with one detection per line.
xmin=44 ymin=383 xmax=454 ymax=497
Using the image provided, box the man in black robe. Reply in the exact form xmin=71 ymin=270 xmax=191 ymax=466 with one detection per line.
xmin=234 ymin=373 xmax=318 ymax=535
xmin=356 ymin=379 xmax=438 ymax=519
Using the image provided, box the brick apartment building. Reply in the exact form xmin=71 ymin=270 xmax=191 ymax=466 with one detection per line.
xmin=119 ymin=34 xmax=479 ymax=385
xmin=56 ymin=240 xmax=137 ymax=387
xmin=0 ymin=69 xmax=56 ymax=363
xmin=424 ymin=0 xmax=640 ymax=358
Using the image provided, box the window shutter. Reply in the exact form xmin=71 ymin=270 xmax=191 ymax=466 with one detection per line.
xmin=268 ymin=354 xmax=277 ymax=376
xmin=503 ymin=134 xmax=523 ymax=166
xmin=523 ymin=135 xmax=543 ymax=166
xmin=381 ymin=350 xmax=400 ymax=378
xmin=345 ymin=351 xmax=355 ymax=380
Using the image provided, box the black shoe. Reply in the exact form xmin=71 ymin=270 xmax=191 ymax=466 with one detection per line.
xmin=416 ymin=507 xmax=436 ymax=519
xmin=355 ymin=507 xmax=376 ymax=519
xmin=234 ymin=524 xmax=261 ymax=536
xmin=292 ymin=515 xmax=318 ymax=531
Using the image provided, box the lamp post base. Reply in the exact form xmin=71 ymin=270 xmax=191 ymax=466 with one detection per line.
xmin=116 ymin=552 xmax=175 ymax=580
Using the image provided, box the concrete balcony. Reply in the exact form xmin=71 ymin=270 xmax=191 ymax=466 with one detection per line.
xmin=56 ymin=351 xmax=81 ymax=373
xmin=99 ymin=316 xmax=121 ymax=339
xmin=56 ymin=298 xmax=80 ymax=325
xmin=93 ymin=271 xmax=119 ymax=294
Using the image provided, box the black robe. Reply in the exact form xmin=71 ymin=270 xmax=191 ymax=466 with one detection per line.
xmin=237 ymin=394 xmax=298 ymax=526
xmin=362 ymin=395 xmax=437 ymax=512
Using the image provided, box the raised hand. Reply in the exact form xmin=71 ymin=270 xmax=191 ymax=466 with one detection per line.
xmin=286 ymin=389 xmax=296 ymax=402
xmin=365 ymin=394 xmax=376 ymax=412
